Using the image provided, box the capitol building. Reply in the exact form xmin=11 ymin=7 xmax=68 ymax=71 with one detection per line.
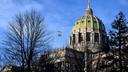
xmin=34 ymin=0 xmax=110 ymax=72
xmin=1 ymin=0 xmax=110 ymax=72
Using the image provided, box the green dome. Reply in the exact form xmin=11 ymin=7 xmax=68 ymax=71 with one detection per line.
xmin=72 ymin=15 xmax=106 ymax=33
xmin=69 ymin=0 xmax=108 ymax=52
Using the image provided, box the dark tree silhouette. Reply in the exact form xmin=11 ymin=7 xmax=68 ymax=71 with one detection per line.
xmin=0 ymin=56 xmax=2 ymax=68
xmin=109 ymin=12 xmax=128 ymax=72
xmin=3 ymin=10 xmax=50 ymax=72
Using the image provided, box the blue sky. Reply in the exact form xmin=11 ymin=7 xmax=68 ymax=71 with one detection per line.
xmin=0 ymin=0 xmax=128 ymax=56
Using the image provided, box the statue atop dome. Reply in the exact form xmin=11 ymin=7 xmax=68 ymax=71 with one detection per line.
xmin=86 ymin=0 xmax=93 ymax=16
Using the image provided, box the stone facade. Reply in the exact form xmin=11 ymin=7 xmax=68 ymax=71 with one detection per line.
xmin=32 ymin=48 xmax=84 ymax=72
xmin=34 ymin=48 xmax=111 ymax=72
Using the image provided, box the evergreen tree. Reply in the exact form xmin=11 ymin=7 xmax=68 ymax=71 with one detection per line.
xmin=109 ymin=12 xmax=128 ymax=72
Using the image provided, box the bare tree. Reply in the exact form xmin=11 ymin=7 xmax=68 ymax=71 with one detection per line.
xmin=3 ymin=10 xmax=50 ymax=72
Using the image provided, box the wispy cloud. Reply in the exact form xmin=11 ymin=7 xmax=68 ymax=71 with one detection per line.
xmin=0 ymin=0 xmax=43 ymax=29
xmin=0 ymin=0 xmax=73 ymax=48
xmin=119 ymin=0 xmax=128 ymax=6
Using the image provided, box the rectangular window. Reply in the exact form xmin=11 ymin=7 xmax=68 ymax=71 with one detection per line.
xmin=94 ymin=33 xmax=99 ymax=42
xmin=86 ymin=32 xmax=90 ymax=41
xmin=78 ymin=32 xmax=83 ymax=43
xmin=73 ymin=34 xmax=75 ymax=44
xmin=70 ymin=36 xmax=72 ymax=45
